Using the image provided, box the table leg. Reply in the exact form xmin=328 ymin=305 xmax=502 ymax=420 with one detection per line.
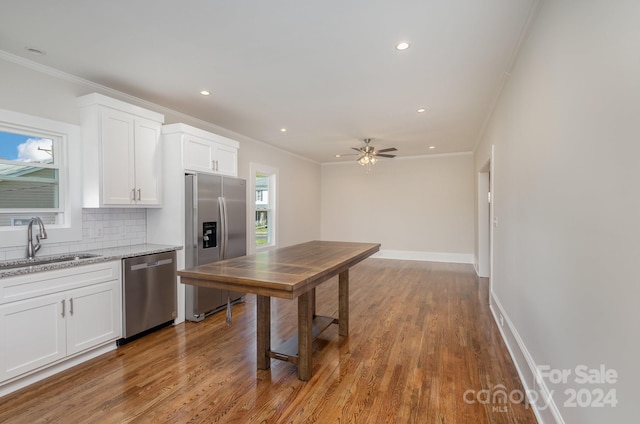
xmin=298 ymin=290 xmax=313 ymax=381
xmin=257 ymin=295 xmax=271 ymax=370
xmin=310 ymin=287 xmax=316 ymax=318
xmin=339 ymin=270 xmax=349 ymax=336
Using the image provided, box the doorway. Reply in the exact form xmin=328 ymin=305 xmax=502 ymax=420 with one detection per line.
xmin=477 ymin=163 xmax=491 ymax=278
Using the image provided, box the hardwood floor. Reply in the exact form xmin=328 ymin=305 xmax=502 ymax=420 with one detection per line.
xmin=0 ymin=259 xmax=537 ymax=423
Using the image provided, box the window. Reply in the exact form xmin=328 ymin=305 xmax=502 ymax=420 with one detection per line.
xmin=0 ymin=108 xmax=82 ymax=248
xmin=255 ymin=173 xmax=271 ymax=246
xmin=250 ymin=163 xmax=277 ymax=252
xmin=0 ymin=130 xmax=60 ymax=226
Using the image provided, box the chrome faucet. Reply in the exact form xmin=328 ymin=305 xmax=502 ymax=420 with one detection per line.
xmin=27 ymin=217 xmax=48 ymax=259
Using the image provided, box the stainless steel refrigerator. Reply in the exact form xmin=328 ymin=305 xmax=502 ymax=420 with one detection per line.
xmin=184 ymin=173 xmax=246 ymax=322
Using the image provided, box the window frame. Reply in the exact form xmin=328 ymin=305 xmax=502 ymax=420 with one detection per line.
xmin=0 ymin=108 xmax=82 ymax=248
xmin=249 ymin=162 xmax=278 ymax=254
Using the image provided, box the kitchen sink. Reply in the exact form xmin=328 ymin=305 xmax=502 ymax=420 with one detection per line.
xmin=0 ymin=253 xmax=102 ymax=271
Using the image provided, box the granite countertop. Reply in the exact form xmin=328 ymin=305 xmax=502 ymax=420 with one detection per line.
xmin=0 ymin=243 xmax=183 ymax=278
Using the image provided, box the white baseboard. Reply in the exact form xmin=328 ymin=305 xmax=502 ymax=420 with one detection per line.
xmin=372 ymin=249 xmax=474 ymax=264
xmin=490 ymin=292 xmax=564 ymax=424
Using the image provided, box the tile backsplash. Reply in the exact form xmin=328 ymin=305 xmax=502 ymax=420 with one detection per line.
xmin=0 ymin=208 xmax=146 ymax=261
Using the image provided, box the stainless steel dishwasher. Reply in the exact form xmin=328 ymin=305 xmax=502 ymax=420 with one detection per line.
xmin=119 ymin=251 xmax=177 ymax=344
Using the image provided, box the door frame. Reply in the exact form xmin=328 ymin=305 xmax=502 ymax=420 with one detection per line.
xmin=476 ymin=145 xmax=495 ymax=296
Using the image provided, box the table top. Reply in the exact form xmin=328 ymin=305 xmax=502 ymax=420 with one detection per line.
xmin=178 ymin=240 xmax=380 ymax=299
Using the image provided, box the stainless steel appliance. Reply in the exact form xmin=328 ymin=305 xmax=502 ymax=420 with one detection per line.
xmin=185 ymin=173 xmax=246 ymax=322
xmin=120 ymin=251 xmax=177 ymax=343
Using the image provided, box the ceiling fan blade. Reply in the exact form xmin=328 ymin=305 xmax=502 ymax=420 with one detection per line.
xmin=377 ymin=154 xmax=396 ymax=158
xmin=351 ymin=147 xmax=362 ymax=152
xmin=376 ymin=147 xmax=397 ymax=153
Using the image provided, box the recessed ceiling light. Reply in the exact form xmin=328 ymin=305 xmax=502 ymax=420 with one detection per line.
xmin=396 ymin=42 xmax=410 ymax=51
xmin=335 ymin=154 xmax=341 ymax=158
xmin=200 ymin=90 xmax=211 ymax=96
xmin=280 ymin=128 xmax=287 ymax=132
xmin=25 ymin=47 xmax=46 ymax=56
xmin=417 ymin=108 xmax=426 ymax=113
xmin=429 ymin=146 xmax=436 ymax=150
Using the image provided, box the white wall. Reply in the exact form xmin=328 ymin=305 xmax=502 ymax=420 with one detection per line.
xmin=0 ymin=55 xmax=321 ymax=253
xmin=475 ymin=1 xmax=640 ymax=422
xmin=321 ymin=153 xmax=474 ymax=262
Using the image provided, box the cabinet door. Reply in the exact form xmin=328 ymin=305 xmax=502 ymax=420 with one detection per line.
xmin=212 ymin=143 xmax=238 ymax=176
xmin=0 ymin=293 xmax=66 ymax=381
xmin=66 ymin=280 xmax=121 ymax=356
xmin=101 ymin=108 xmax=136 ymax=205
xmin=134 ymin=117 xmax=162 ymax=205
xmin=183 ymin=135 xmax=214 ymax=173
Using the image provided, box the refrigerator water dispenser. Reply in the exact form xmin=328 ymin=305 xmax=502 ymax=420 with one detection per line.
xmin=203 ymin=222 xmax=217 ymax=248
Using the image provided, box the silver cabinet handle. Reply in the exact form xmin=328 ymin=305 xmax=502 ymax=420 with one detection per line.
xmin=69 ymin=298 xmax=74 ymax=316
xmin=61 ymin=299 xmax=65 ymax=318
xmin=211 ymin=160 xmax=215 ymax=171
xmin=137 ymin=188 xmax=141 ymax=201
xmin=131 ymin=188 xmax=136 ymax=201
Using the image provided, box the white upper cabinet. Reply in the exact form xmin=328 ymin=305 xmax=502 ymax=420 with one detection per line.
xmin=212 ymin=142 xmax=238 ymax=176
xmin=164 ymin=123 xmax=239 ymax=177
xmin=77 ymin=93 xmax=164 ymax=207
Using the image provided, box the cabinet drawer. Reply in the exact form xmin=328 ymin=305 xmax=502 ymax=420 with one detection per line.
xmin=0 ymin=261 xmax=120 ymax=305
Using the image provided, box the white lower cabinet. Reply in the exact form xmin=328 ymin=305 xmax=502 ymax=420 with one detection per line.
xmin=0 ymin=261 xmax=121 ymax=386
xmin=65 ymin=280 xmax=120 ymax=356
xmin=0 ymin=293 xmax=67 ymax=380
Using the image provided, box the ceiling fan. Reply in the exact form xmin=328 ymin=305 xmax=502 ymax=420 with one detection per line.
xmin=342 ymin=138 xmax=397 ymax=167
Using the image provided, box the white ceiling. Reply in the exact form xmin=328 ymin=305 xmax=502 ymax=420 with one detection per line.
xmin=0 ymin=0 xmax=536 ymax=163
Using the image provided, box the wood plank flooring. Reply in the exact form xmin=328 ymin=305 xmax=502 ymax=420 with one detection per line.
xmin=0 ymin=259 xmax=537 ymax=423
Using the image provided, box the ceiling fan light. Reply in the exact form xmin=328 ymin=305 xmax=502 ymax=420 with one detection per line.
xmin=350 ymin=138 xmax=397 ymax=170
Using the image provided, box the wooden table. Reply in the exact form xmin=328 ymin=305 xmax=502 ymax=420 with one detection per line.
xmin=177 ymin=240 xmax=380 ymax=381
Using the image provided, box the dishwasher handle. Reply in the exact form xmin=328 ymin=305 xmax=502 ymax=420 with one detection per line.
xmin=130 ymin=258 xmax=173 ymax=271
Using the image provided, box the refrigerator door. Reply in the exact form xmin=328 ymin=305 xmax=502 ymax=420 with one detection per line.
xmin=185 ymin=173 xmax=223 ymax=321
xmin=195 ymin=173 xmax=222 ymax=265
xmin=222 ymin=177 xmax=247 ymax=301
xmin=222 ymin=177 xmax=247 ymax=259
